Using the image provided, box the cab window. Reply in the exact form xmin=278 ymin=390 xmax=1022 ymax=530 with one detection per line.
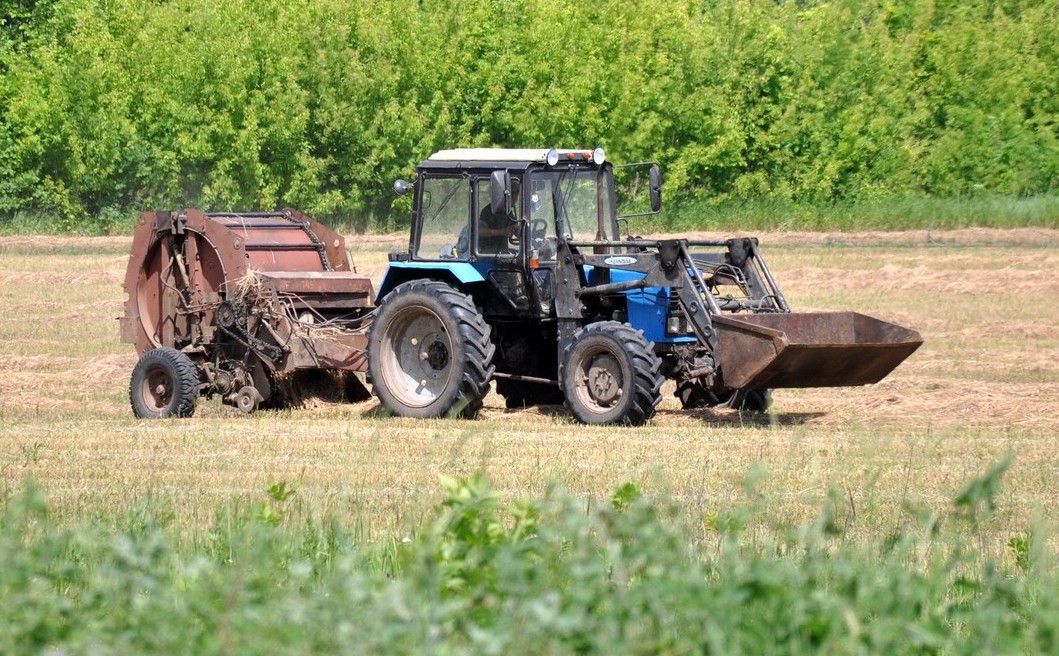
xmin=415 ymin=176 xmax=470 ymax=260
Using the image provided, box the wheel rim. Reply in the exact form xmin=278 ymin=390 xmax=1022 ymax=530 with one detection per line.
xmin=379 ymin=306 xmax=454 ymax=408
xmin=573 ymin=346 xmax=625 ymax=412
xmin=236 ymin=386 xmax=258 ymax=414
xmin=141 ymin=366 xmax=173 ymax=412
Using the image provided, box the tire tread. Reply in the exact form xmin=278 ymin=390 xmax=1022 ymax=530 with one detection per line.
xmin=560 ymin=321 xmax=663 ymax=425
xmin=130 ymin=347 xmax=199 ymax=419
xmin=368 ymin=280 xmax=495 ymax=418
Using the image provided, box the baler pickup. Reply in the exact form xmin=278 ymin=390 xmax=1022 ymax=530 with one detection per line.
xmin=713 ymin=312 xmax=923 ymax=390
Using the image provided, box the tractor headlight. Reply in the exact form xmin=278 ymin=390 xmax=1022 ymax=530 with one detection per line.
xmin=546 ymin=149 xmax=560 ymax=166
xmin=592 ymin=147 xmax=606 ymax=165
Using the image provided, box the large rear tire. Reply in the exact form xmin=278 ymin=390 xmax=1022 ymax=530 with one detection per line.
xmin=560 ymin=322 xmax=662 ymax=425
xmin=130 ymin=347 xmax=200 ymax=418
xmin=368 ymin=280 xmax=495 ymax=418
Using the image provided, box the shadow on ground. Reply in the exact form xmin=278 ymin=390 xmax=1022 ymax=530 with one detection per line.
xmin=504 ymin=403 xmax=828 ymax=428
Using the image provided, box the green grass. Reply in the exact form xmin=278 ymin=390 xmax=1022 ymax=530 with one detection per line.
xmin=4 ymin=193 xmax=1059 ymax=236
xmin=643 ymin=194 xmax=1059 ymax=233
xmin=1 ymin=470 xmax=1056 ymax=655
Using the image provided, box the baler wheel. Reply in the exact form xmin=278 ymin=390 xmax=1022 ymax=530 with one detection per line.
xmin=235 ymin=386 xmax=262 ymax=414
xmin=561 ymin=322 xmax=662 ymax=425
xmin=130 ymin=347 xmax=200 ymax=419
xmin=368 ymin=280 xmax=495 ymax=418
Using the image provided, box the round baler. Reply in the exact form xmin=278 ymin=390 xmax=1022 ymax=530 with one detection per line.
xmin=120 ymin=209 xmax=375 ymax=417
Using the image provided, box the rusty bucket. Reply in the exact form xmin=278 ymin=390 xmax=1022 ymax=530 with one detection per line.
xmin=713 ymin=312 xmax=923 ymax=390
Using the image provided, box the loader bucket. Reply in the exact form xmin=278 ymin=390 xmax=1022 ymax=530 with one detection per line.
xmin=713 ymin=312 xmax=922 ymax=390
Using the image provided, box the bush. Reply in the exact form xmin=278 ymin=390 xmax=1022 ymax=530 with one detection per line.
xmin=1 ymin=464 xmax=1057 ymax=654
xmin=0 ymin=0 xmax=1057 ymax=232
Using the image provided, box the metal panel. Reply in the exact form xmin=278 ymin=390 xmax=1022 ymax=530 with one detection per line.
xmin=714 ymin=312 xmax=923 ymax=389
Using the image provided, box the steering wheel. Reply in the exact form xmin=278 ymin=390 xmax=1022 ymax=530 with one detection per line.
xmin=505 ymin=221 xmax=522 ymax=247
xmin=526 ymin=218 xmax=552 ymax=253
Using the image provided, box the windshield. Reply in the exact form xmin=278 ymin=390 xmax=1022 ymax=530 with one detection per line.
xmin=529 ymin=167 xmax=616 ymax=242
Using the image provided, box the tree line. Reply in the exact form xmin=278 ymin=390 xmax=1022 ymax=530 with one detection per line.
xmin=0 ymin=0 xmax=1055 ymax=230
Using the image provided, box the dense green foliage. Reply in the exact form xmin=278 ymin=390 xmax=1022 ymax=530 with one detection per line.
xmin=2 ymin=466 xmax=1057 ymax=654
xmin=0 ymin=0 xmax=1056 ymax=231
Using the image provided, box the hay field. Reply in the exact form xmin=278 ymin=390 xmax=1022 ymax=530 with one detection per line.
xmin=1 ymin=229 xmax=1057 ymax=551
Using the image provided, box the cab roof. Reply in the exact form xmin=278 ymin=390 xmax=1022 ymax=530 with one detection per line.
xmin=428 ymin=148 xmax=554 ymax=162
xmin=425 ymin=148 xmax=604 ymax=165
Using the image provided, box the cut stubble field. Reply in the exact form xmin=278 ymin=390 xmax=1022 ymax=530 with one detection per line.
xmin=1 ymin=228 xmax=1057 ymax=553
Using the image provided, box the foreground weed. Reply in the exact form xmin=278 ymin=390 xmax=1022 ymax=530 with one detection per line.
xmin=1 ymin=465 xmax=1058 ymax=654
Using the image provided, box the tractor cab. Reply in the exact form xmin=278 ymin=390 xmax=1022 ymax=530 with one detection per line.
xmin=382 ymin=148 xmax=642 ymax=320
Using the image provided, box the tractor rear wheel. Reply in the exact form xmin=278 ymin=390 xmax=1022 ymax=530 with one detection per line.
xmin=368 ymin=280 xmax=495 ymax=418
xmin=130 ymin=347 xmax=200 ymax=418
xmin=560 ymin=322 xmax=662 ymax=425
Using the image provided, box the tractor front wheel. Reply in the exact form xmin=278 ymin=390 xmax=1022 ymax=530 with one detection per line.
xmin=561 ymin=322 xmax=662 ymax=425
xmin=368 ymin=280 xmax=495 ymax=418
xmin=130 ymin=347 xmax=200 ymax=418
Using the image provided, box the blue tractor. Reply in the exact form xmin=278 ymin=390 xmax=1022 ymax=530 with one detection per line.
xmin=368 ymin=148 xmax=922 ymax=425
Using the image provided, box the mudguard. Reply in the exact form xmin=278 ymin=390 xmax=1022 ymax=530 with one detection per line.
xmin=375 ymin=262 xmax=486 ymax=302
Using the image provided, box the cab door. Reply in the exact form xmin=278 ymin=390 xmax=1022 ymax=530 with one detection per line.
xmin=472 ymin=175 xmax=535 ymax=315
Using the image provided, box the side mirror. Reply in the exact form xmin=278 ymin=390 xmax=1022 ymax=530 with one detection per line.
xmin=489 ymin=169 xmax=511 ymax=217
xmin=649 ymin=166 xmax=662 ymax=213
xmin=393 ymin=179 xmax=412 ymax=196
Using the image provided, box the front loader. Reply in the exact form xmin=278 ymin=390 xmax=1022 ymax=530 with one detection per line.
xmin=368 ymin=147 xmax=922 ymax=424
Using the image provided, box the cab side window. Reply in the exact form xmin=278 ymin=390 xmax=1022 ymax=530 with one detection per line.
xmin=415 ymin=176 xmax=470 ymax=260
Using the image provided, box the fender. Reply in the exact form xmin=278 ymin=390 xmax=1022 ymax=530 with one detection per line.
xmin=375 ymin=262 xmax=486 ymax=302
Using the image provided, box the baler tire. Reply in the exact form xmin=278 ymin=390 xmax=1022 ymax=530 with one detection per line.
xmin=368 ymin=280 xmax=495 ymax=419
xmin=560 ymin=322 xmax=662 ymax=426
xmin=130 ymin=347 xmax=200 ymax=419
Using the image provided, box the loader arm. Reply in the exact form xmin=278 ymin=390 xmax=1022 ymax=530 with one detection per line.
xmin=555 ymin=237 xmax=922 ymax=391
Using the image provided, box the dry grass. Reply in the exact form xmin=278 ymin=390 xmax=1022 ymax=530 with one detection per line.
xmin=1 ymin=230 xmax=1057 ymax=552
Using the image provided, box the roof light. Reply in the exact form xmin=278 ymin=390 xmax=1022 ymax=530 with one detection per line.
xmin=546 ymin=149 xmax=559 ymax=166
xmin=593 ymin=147 xmax=606 ymax=165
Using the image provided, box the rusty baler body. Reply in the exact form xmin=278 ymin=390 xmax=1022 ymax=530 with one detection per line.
xmin=121 ymin=209 xmax=374 ymax=417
